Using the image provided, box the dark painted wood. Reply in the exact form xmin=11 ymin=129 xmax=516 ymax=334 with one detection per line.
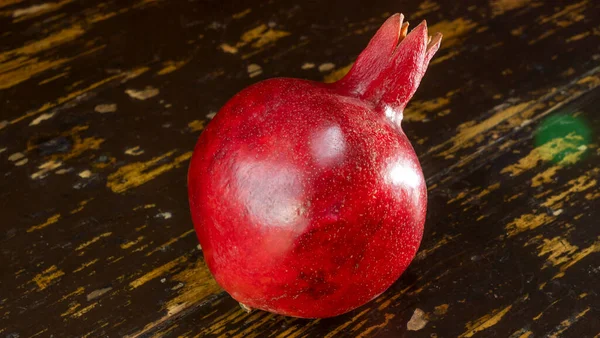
xmin=1 ymin=0 xmax=599 ymax=337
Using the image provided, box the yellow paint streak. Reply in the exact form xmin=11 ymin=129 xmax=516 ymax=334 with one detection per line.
xmin=146 ymin=229 xmax=194 ymax=256
xmin=232 ymin=8 xmax=251 ymax=19
xmin=567 ymin=31 xmax=590 ymax=42
xmin=586 ymin=190 xmax=600 ymax=200
xmin=222 ymin=24 xmax=290 ymax=55
xmin=188 ymin=120 xmax=205 ymax=132
xmin=129 ymin=256 xmax=187 ymax=289
xmin=412 ymin=0 xmax=440 ymax=17
xmin=71 ymin=302 xmax=97 ymax=318
xmin=405 ymin=90 xmax=456 ymax=122
xmin=134 ymin=204 xmax=155 ymax=211
xmin=554 ymin=239 xmax=600 ymax=279
xmin=502 ymin=133 xmax=588 ymax=177
xmin=324 ymin=309 xmax=370 ymax=338
xmin=506 ymin=213 xmax=554 ymax=237
xmin=10 ymin=67 xmax=147 ymax=124
xmin=70 ymin=198 xmax=93 ymax=214
xmin=0 ymin=0 xmax=24 ymax=9
xmin=121 ymin=236 xmax=145 ymax=249
xmin=64 ymin=136 xmax=104 ymax=161
xmin=165 ymin=258 xmax=221 ymax=314
xmin=12 ymin=0 xmax=73 ymax=22
xmin=73 ymin=258 xmax=99 ymax=272
xmin=29 ymin=329 xmax=48 ymax=338
xmin=107 ymin=151 xmax=192 ymax=193
xmin=533 ymin=299 xmax=559 ymax=321
xmin=490 ymin=0 xmax=531 ymax=17
xmin=61 ymin=302 xmax=81 ymax=317
xmin=323 ymin=63 xmax=353 ymax=83
xmin=230 ymin=313 xmax=275 ymax=338
xmin=531 ymin=166 xmax=560 ymax=187
xmin=32 ymin=265 xmax=65 ymax=290
xmin=541 ymin=169 xmax=597 ymax=209
xmin=539 ymin=1 xmax=588 ymax=26
xmin=428 ymin=18 xmax=477 ymax=49
xmin=430 ymin=49 xmax=459 ymax=65
xmin=356 ymin=313 xmax=395 ymax=338
xmin=538 ymin=237 xmax=578 ymax=268
xmin=0 ymin=57 xmax=69 ymax=89
xmin=459 ymin=305 xmax=512 ymax=337
xmin=435 ymin=101 xmax=537 ymax=158
xmin=0 ymin=25 xmax=84 ymax=62
xmin=157 ymin=60 xmax=189 ymax=75
xmin=88 ymin=11 xmax=117 ymax=23
xmin=548 ymin=307 xmax=590 ymax=337
xmin=27 ymin=214 xmax=60 ymax=232
xmin=58 ymin=287 xmax=85 ymax=302
xmin=415 ymin=234 xmax=457 ymax=260
xmin=75 ymin=232 xmax=112 ymax=251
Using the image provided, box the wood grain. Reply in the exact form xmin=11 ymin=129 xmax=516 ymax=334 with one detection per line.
xmin=1 ymin=0 xmax=599 ymax=337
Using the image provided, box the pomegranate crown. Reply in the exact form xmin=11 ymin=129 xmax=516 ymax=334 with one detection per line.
xmin=334 ymin=14 xmax=442 ymax=117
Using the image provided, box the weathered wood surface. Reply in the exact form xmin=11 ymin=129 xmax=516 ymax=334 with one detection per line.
xmin=1 ymin=0 xmax=599 ymax=337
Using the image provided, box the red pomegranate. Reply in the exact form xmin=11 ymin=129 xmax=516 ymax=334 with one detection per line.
xmin=188 ymin=14 xmax=441 ymax=318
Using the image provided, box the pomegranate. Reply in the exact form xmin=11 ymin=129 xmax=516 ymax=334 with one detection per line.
xmin=188 ymin=14 xmax=441 ymax=318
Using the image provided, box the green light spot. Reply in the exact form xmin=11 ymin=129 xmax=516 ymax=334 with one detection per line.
xmin=534 ymin=114 xmax=591 ymax=165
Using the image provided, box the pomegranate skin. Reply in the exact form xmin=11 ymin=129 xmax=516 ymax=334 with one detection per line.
xmin=188 ymin=14 xmax=441 ymax=318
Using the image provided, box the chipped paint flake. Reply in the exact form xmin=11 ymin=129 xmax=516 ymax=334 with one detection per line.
xmin=126 ymin=86 xmax=160 ymax=100
xmin=407 ymin=308 xmax=428 ymax=331
xmin=78 ymin=170 xmax=92 ymax=178
xmin=15 ymin=158 xmax=28 ymax=166
xmin=156 ymin=212 xmax=172 ymax=219
xmin=86 ymin=287 xmax=112 ymax=301
xmin=106 ymin=151 xmax=192 ymax=193
xmin=125 ymin=146 xmax=144 ymax=156
xmin=94 ymin=103 xmax=117 ymax=113
xmin=318 ymin=63 xmax=336 ymax=73
xmin=29 ymin=112 xmax=56 ymax=126
xmin=220 ymin=43 xmax=238 ymax=54
xmin=32 ymin=265 xmax=65 ymax=290
xmin=247 ymin=64 xmax=262 ymax=78
xmin=8 ymin=152 xmax=25 ymax=161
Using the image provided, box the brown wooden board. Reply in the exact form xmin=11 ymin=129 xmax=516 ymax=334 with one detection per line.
xmin=1 ymin=0 xmax=599 ymax=337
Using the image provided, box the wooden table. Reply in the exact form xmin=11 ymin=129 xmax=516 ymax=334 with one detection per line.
xmin=2 ymin=0 xmax=599 ymax=336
